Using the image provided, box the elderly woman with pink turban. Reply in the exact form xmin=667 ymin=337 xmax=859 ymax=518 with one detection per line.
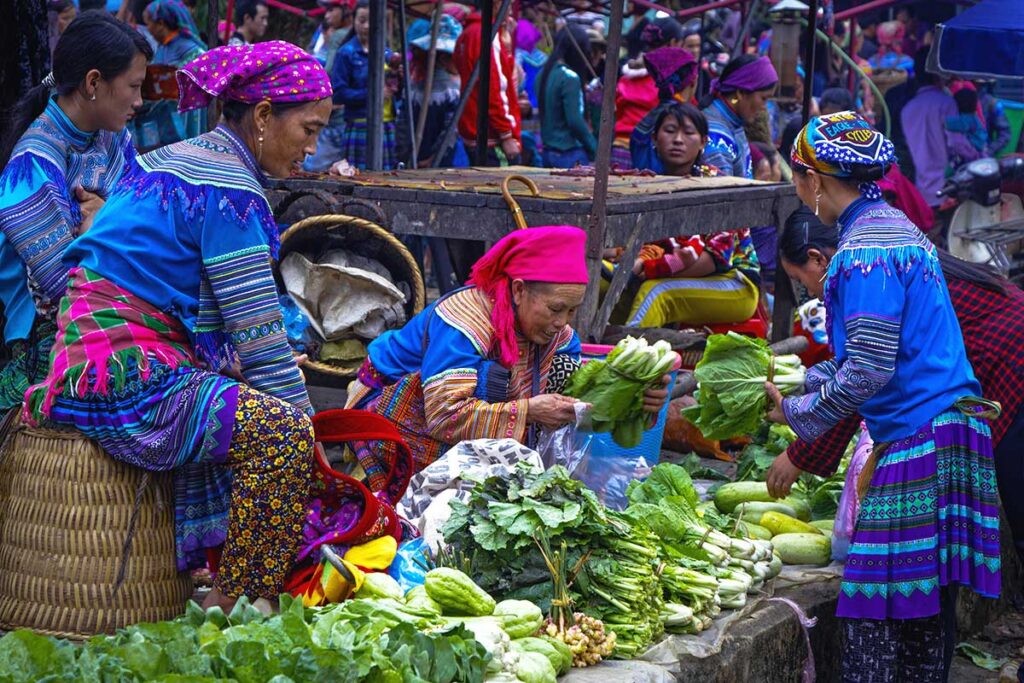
xmin=347 ymin=226 xmax=671 ymax=488
xmin=25 ymin=42 xmax=334 ymax=612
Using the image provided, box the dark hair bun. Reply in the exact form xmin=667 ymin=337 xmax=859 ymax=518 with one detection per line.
xmin=848 ymin=163 xmax=885 ymax=182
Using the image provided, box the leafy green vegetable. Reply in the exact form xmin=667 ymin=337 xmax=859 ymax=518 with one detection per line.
xmin=956 ymin=642 xmax=1008 ymax=671
xmin=626 ymin=462 xmax=700 ymax=509
xmin=682 ymin=333 xmax=806 ymax=440
xmin=0 ymin=594 xmax=489 ymax=683
xmin=565 ymin=336 xmax=677 ymax=448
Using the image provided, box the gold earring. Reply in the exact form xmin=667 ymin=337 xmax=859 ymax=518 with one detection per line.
xmin=257 ymin=129 xmax=265 ymax=161
xmin=729 ymin=97 xmax=740 ymax=107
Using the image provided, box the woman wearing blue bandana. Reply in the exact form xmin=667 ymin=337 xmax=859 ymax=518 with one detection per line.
xmin=766 ymin=111 xmax=1000 ymax=682
xmin=136 ymin=0 xmax=207 ymax=150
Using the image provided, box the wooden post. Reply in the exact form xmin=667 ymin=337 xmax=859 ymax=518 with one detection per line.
xmin=475 ymin=0 xmax=494 ymax=164
xmin=802 ymin=0 xmax=819 ymax=124
xmin=577 ymin=0 xmax=624 ymax=342
xmin=396 ymin=0 xmax=416 ymax=166
xmin=367 ymin=0 xmax=387 ymax=170
xmin=414 ymin=0 xmax=445 ymax=156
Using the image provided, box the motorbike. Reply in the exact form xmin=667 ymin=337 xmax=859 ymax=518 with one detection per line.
xmin=939 ymin=156 xmax=1024 ymax=282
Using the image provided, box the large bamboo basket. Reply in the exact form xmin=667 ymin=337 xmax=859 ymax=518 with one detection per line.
xmin=0 ymin=423 xmax=191 ymax=640
xmin=279 ymin=214 xmax=426 ymax=381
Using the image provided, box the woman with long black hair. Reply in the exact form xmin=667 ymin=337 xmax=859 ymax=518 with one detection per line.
xmin=0 ymin=11 xmax=151 ymax=410
xmin=538 ymin=25 xmax=595 ymax=168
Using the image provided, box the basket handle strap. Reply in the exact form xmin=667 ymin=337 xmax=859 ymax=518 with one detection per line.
xmin=312 ymin=409 xmax=414 ymax=504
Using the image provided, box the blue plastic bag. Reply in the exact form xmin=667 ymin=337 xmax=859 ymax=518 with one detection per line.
xmin=388 ymin=537 xmax=431 ymax=593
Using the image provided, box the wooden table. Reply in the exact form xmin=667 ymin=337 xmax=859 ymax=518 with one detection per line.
xmin=266 ymin=167 xmax=803 ymax=341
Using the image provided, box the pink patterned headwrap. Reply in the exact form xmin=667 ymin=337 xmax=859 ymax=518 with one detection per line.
xmin=176 ymin=41 xmax=332 ymax=113
xmin=467 ymin=226 xmax=588 ymax=368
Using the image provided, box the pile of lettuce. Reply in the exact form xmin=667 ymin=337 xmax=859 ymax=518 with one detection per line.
xmin=682 ymin=333 xmax=805 ymax=441
xmin=0 ymin=595 xmax=489 ymax=683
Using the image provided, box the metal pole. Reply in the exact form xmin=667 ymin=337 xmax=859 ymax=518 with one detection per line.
xmin=732 ymin=0 xmax=761 ymax=58
xmin=429 ymin=0 xmax=513 ymax=170
xmin=206 ymin=0 xmax=219 ymax=131
xmin=677 ymin=0 xmax=743 ymax=21
xmin=801 ymin=0 xmax=818 ymax=124
xmin=396 ymin=0 xmax=416 ymax=166
xmin=833 ymin=0 xmax=902 ymax=22
xmin=578 ymin=0 xmax=624 ymax=342
xmin=414 ymin=0 xmax=445 ymax=156
xmin=475 ymin=0 xmax=494 ymax=164
xmin=224 ymin=0 xmax=235 ymax=43
xmin=367 ymin=0 xmax=386 ymax=170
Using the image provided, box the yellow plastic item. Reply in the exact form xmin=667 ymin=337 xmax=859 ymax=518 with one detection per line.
xmin=303 ymin=558 xmax=365 ymax=607
xmin=344 ymin=535 xmax=398 ymax=570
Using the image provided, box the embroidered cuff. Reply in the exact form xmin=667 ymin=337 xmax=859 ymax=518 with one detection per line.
xmin=473 ymin=361 xmax=511 ymax=403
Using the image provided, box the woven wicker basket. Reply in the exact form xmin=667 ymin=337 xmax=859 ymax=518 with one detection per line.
xmin=0 ymin=424 xmax=192 ymax=640
xmin=279 ymin=214 xmax=426 ymax=380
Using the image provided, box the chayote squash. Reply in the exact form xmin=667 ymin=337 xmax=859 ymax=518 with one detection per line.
xmin=404 ymin=585 xmax=442 ymax=615
xmin=539 ymin=635 xmax=572 ymax=674
xmin=514 ymin=651 xmax=557 ymax=683
xmin=493 ymin=600 xmax=543 ymax=639
xmin=354 ymin=572 xmax=404 ymax=601
xmin=511 ymin=638 xmax=568 ymax=676
xmin=425 ymin=567 xmax=496 ymax=616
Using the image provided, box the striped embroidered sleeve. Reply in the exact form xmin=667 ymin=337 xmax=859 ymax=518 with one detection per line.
xmin=783 ymin=268 xmax=902 ymax=443
xmin=0 ymin=153 xmax=79 ymax=305
xmin=203 ymin=244 xmax=312 ymax=415
xmin=420 ymin=319 xmax=528 ymax=446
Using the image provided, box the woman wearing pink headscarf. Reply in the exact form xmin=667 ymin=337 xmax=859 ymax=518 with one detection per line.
xmin=347 ymin=226 xmax=671 ymax=486
xmin=25 ymin=42 xmax=333 ymax=613
xmin=868 ymin=20 xmax=914 ymax=74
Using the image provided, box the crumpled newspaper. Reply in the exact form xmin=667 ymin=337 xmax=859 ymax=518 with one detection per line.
xmin=281 ymin=251 xmax=406 ymax=341
xmin=396 ymin=438 xmax=544 ymax=550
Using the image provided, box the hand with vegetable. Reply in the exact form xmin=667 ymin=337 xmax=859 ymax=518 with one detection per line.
xmin=527 ymin=393 xmax=580 ymax=428
xmin=642 ymin=374 xmax=671 ymax=414
xmin=764 ymin=381 xmax=788 ymax=426
xmin=765 ymin=450 xmax=803 ymax=498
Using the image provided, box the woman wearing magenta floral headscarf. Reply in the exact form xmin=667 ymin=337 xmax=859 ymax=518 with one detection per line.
xmin=766 ymin=111 xmax=1000 ymax=681
xmin=25 ymin=42 xmax=333 ymax=612
xmin=346 ymin=226 xmax=671 ymax=489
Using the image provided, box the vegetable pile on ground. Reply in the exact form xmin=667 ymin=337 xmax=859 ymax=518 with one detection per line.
xmin=442 ymin=463 xmax=782 ymax=656
xmin=441 ymin=464 xmax=664 ymax=658
xmin=0 ymin=592 xmax=490 ymax=683
xmin=682 ymin=332 xmax=805 ymax=441
xmin=713 ymin=481 xmax=833 ymax=566
xmin=0 ymin=569 xmax=575 ymax=683
xmin=564 ymin=335 xmax=678 ymax=447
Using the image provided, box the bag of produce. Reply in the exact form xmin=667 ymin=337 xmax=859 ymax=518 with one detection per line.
xmin=564 ymin=336 xmax=680 ymax=448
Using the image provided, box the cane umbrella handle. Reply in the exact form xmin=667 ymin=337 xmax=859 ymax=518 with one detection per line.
xmin=500 ymin=174 xmax=540 ymax=230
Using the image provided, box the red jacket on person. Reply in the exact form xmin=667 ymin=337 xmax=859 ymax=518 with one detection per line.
xmin=453 ymin=12 xmax=522 ymax=147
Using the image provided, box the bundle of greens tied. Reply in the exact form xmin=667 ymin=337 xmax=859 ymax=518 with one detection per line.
xmin=564 ymin=335 xmax=679 ymax=448
xmin=682 ymin=332 xmax=806 ymax=441
xmin=440 ymin=463 xmax=781 ymax=657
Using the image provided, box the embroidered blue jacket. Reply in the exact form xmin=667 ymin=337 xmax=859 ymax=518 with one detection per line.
xmin=0 ymin=98 xmax=134 ymax=343
xmin=64 ymin=125 xmax=311 ymax=414
xmin=702 ymin=97 xmax=752 ymax=179
xmin=783 ymin=198 xmax=981 ymax=443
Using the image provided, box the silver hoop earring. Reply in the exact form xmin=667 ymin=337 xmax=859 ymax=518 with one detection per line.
xmin=90 ymin=94 xmax=96 ymax=101
xmin=814 ymin=193 xmax=821 ymax=217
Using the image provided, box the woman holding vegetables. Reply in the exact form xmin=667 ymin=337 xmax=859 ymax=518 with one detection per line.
xmin=768 ymin=206 xmax=1024 ymax=572
xmin=346 ymin=226 xmax=671 ymax=491
xmin=764 ymin=111 xmax=1001 ymax=682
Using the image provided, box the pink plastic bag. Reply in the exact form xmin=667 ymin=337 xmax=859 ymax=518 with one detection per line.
xmin=832 ymin=424 xmax=873 ymax=561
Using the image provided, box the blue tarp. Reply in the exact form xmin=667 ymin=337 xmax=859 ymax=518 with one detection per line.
xmin=934 ymin=0 xmax=1024 ymax=80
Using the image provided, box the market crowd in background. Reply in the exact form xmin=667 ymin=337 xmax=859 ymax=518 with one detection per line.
xmin=10 ymin=0 xmax=1022 ymax=393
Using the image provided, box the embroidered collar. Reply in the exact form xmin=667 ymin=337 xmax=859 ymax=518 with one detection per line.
xmin=711 ymin=97 xmax=743 ymax=128
xmin=45 ymin=97 xmax=95 ymax=152
xmin=837 ymin=197 xmax=885 ymax=236
xmin=214 ymin=124 xmax=268 ymax=188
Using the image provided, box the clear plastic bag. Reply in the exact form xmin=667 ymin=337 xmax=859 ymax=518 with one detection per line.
xmin=832 ymin=424 xmax=873 ymax=561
